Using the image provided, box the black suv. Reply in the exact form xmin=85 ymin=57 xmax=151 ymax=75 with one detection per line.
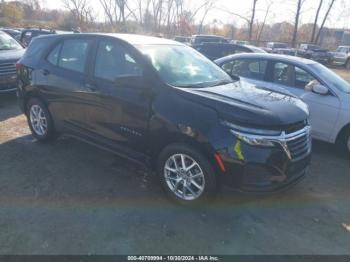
xmin=193 ymin=43 xmax=263 ymax=60
xmin=17 ymin=34 xmax=312 ymax=204
xmin=297 ymin=44 xmax=331 ymax=63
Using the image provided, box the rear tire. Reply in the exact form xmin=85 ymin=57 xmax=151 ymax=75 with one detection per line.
xmin=26 ymin=98 xmax=57 ymax=142
xmin=157 ymin=143 xmax=218 ymax=205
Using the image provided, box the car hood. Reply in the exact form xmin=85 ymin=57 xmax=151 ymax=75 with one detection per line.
xmin=179 ymin=81 xmax=309 ymax=128
xmin=0 ymin=49 xmax=25 ymax=62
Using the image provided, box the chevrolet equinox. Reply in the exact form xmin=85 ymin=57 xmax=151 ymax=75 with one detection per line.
xmin=17 ymin=34 xmax=312 ymax=204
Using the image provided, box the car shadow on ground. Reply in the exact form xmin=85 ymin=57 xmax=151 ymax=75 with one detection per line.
xmin=0 ymin=132 xmax=347 ymax=208
xmin=0 ymin=92 xmax=21 ymax=122
xmin=1 ymin=133 xmax=350 ymax=254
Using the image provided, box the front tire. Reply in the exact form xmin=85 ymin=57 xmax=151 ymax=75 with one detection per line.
xmin=346 ymin=59 xmax=350 ymax=69
xmin=157 ymin=143 xmax=218 ymax=205
xmin=337 ymin=128 xmax=350 ymax=157
xmin=26 ymin=98 xmax=56 ymax=142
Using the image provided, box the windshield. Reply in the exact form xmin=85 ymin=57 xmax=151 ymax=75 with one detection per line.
xmin=138 ymin=44 xmax=233 ymax=88
xmin=311 ymin=63 xmax=350 ymax=93
xmin=0 ymin=33 xmax=22 ymax=50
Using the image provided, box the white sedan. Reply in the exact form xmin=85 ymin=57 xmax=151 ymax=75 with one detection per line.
xmin=215 ymin=53 xmax=350 ymax=156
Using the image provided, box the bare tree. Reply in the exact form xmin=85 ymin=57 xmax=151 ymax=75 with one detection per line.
xmin=310 ymin=0 xmax=323 ymax=43
xmin=99 ymin=0 xmax=118 ymax=27
xmin=248 ymin=0 xmax=258 ymax=41
xmin=315 ymin=0 xmax=336 ymax=44
xmin=291 ymin=0 xmax=305 ymax=47
xmin=62 ymin=0 xmax=94 ymax=29
xmin=197 ymin=0 xmax=216 ymax=34
xmin=256 ymin=0 xmax=273 ymax=42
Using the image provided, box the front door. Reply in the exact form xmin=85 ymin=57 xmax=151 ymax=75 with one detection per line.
xmin=85 ymin=39 xmax=152 ymax=156
xmin=269 ymin=61 xmax=340 ymax=140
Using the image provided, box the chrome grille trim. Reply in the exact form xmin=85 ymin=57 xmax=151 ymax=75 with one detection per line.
xmin=0 ymin=62 xmax=16 ymax=76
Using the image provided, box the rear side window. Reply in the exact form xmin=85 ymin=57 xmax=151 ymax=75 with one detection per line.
xmin=94 ymin=40 xmax=143 ymax=82
xmin=58 ymin=39 xmax=90 ymax=73
xmin=230 ymin=59 xmax=267 ymax=80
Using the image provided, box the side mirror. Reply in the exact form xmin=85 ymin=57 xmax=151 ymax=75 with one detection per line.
xmin=312 ymin=84 xmax=328 ymax=95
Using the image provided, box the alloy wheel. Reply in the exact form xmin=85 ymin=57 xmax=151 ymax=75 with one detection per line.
xmin=29 ymin=104 xmax=48 ymax=136
xmin=164 ymin=154 xmax=205 ymax=201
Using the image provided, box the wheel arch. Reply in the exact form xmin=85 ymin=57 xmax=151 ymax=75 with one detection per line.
xmin=23 ymin=90 xmax=47 ymax=115
xmin=150 ymin=132 xmax=224 ymax=179
xmin=336 ymin=122 xmax=350 ymax=144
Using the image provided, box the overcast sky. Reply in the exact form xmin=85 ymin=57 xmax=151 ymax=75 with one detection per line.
xmin=41 ymin=0 xmax=350 ymax=29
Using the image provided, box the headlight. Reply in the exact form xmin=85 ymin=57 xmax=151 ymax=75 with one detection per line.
xmin=221 ymin=120 xmax=281 ymax=147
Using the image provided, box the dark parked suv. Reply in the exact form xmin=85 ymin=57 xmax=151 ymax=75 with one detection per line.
xmin=17 ymin=34 xmax=312 ymax=204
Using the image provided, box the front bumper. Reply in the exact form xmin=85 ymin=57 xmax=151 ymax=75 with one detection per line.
xmin=214 ymin=133 xmax=311 ymax=193
xmin=0 ymin=74 xmax=17 ymax=93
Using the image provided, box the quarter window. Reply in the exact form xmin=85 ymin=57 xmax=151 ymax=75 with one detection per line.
xmin=47 ymin=43 xmax=62 ymax=66
xmin=94 ymin=41 xmax=143 ymax=82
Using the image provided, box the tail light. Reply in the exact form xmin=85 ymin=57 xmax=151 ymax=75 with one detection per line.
xmin=16 ymin=63 xmax=22 ymax=72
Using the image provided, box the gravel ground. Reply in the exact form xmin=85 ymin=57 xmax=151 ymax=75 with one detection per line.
xmin=0 ymin=68 xmax=350 ymax=255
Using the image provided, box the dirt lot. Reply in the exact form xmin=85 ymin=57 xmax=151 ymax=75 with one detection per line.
xmin=0 ymin=68 xmax=350 ymax=255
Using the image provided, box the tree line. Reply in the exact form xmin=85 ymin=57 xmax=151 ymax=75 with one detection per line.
xmin=0 ymin=0 xmax=347 ymax=47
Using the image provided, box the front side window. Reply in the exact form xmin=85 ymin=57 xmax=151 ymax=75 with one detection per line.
xmin=94 ymin=41 xmax=143 ymax=82
xmin=221 ymin=61 xmax=234 ymax=75
xmin=58 ymin=39 xmax=90 ymax=73
xmin=295 ymin=67 xmax=315 ymax=89
xmin=138 ymin=44 xmax=232 ymax=88
xmin=231 ymin=59 xmax=267 ymax=80
xmin=273 ymin=62 xmax=293 ymax=86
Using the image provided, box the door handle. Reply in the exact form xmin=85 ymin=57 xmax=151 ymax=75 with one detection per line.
xmin=84 ymin=83 xmax=97 ymax=92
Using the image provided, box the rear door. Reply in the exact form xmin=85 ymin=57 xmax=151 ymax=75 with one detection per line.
xmin=39 ymin=36 xmax=94 ymax=131
xmin=85 ymin=38 xmax=152 ymax=156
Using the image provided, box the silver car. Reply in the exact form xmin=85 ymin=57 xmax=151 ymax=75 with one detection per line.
xmin=215 ymin=53 xmax=350 ymax=156
xmin=331 ymin=46 xmax=350 ymax=68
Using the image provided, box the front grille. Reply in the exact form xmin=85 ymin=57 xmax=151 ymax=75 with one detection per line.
xmin=286 ymin=133 xmax=311 ymax=160
xmin=282 ymin=126 xmax=311 ymax=161
xmin=0 ymin=62 xmax=16 ymax=76
xmin=285 ymin=121 xmax=307 ymax=134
